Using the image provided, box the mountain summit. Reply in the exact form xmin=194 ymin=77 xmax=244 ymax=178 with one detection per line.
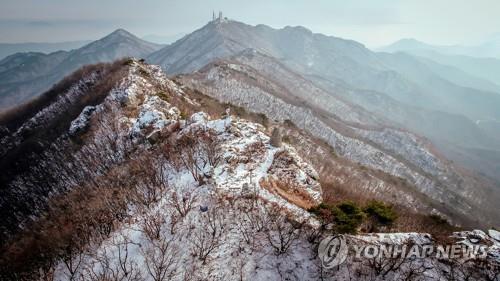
xmin=147 ymin=19 xmax=377 ymax=75
xmin=70 ymin=28 xmax=162 ymax=59
xmin=0 ymin=29 xmax=162 ymax=109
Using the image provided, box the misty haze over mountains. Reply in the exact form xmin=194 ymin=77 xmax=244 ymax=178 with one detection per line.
xmin=1 ymin=10 xmax=500 ymax=279
xmin=1 ymin=18 xmax=500 ymax=185
xmin=0 ymin=29 xmax=162 ymax=109
xmin=380 ymin=36 xmax=500 ymax=59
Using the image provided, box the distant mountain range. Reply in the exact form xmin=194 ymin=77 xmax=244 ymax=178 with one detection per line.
xmin=0 ymin=40 xmax=91 ymax=60
xmin=0 ymin=29 xmax=162 ymax=109
xmin=147 ymin=21 xmax=500 ymax=121
xmin=1 ymin=19 xmax=499 ymax=186
xmin=146 ymin=20 xmax=500 ymax=179
xmin=379 ymin=39 xmax=500 ymax=88
xmin=380 ymin=37 xmax=500 ymax=59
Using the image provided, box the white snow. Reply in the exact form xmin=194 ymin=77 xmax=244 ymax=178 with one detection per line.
xmin=54 ymin=59 xmax=500 ymax=280
xmin=69 ymin=105 xmax=96 ymax=135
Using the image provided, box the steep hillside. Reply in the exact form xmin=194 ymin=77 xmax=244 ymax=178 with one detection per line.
xmin=149 ymin=19 xmax=500 ymax=122
xmin=147 ymin=19 xmax=500 ymax=186
xmin=1 ymin=59 xmax=498 ymax=280
xmin=0 ymin=29 xmax=162 ymax=109
xmin=178 ymin=53 xmax=500 ymax=227
xmin=0 ymin=60 xmax=130 ymax=238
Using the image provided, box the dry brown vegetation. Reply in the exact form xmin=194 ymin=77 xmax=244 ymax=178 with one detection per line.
xmin=171 ymin=80 xmax=269 ymax=128
xmin=0 ymin=59 xmax=129 ymax=132
xmin=0 ymin=141 xmax=176 ymax=279
xmin=0 ymin=170 xmax=131 ymax=279
xmin=0 ymin=62 xmax=480 ymax=279
xmin=0 ymin=59 xmax=129 ymax=203
xmin=260 ymin=177 xmax=317 ymax=210
xmin=274 ymin=119 xmax=466 ymax=238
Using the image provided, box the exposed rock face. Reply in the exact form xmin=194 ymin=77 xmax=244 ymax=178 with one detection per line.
xmin=113 ymin=64 xmax=323 ymax=217
xmin=69 ymin=105 xmax=96 ymax=135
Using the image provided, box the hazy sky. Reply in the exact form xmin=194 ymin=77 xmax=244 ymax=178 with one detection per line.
xmin=1 ymin=0 xmax=499 ymax=47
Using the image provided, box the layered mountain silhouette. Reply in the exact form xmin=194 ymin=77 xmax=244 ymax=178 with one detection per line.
xmin=0 ymin=40 xmax=91 ymax=61
xmin=1 ymin=18 xmax=500 ymax=279
xmin=1 ymin=19 xmax=499 ymax=184
xmin=380 ymin=39 xmax=500 ymax=88
xmin=146 ymin=19 xmax=500 ymax=182
xmin=148 ymin=20 xmax=500 ymax=121
xmin=381 ymin=37 xmax=500 ymax=59
xmin=0 ymin=29 xmax=162 ymax=108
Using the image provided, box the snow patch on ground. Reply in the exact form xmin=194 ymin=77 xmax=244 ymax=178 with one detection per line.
xmin=69 ymin=106 xmax=96 ymax=135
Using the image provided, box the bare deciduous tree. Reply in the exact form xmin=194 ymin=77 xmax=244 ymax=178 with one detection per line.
xmin=168 ymin=190 xmax=197 ymax=218
xmin=199 ymin=129 xmax=223 ymax=168
xmin=60 ymin=241 xmax=85 ymax=281
xmin=83 ymin=236 xmax=142 ymax=281
xmin=129 ymin=153 xmax=170 ymax=208
xmin=190 ymin=208 xmax=225 ymax=264
xmin=171 ymin=129 xmax=222 ymax=185
xmin=365 ymin=244 xmax=407 ymax=279
xmin=140 ymin=236 xmax=179 ymax=281
xmin=164 ymin=210 xmax=182 ymax=235
xmin=264 ymin=205 xmax=303 ymax=256
xmin=234 ymin=200 xmax=267 ymax=252
xmin=399 ymin=257 xmax=433 ymax=281
xmin=140 ymin=210 xmax=166 ymax=241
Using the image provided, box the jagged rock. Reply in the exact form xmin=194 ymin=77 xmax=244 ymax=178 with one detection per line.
xmin=190 ymin=111 xmax=209 ymax=123
xmin=69 ymin=106 xmax=96 ymax=136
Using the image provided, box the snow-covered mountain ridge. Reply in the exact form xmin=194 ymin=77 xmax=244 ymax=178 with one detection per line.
xmin=96 ymin=60 xmax=324 ymax=216
xmin=0 ymin=29 xmax=162 ymax=109
xmin=179 ymin=55 xmax=500 ymax=227
xmin=146 ymin=18 xmax=500 ymax=186
xmin=54 ymin=59 xmax=324 ymax=279
xmin=1 ymin=59 xmax=499 ymax=280
xmin=49 ymin=60 xmax=498 ymax=280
